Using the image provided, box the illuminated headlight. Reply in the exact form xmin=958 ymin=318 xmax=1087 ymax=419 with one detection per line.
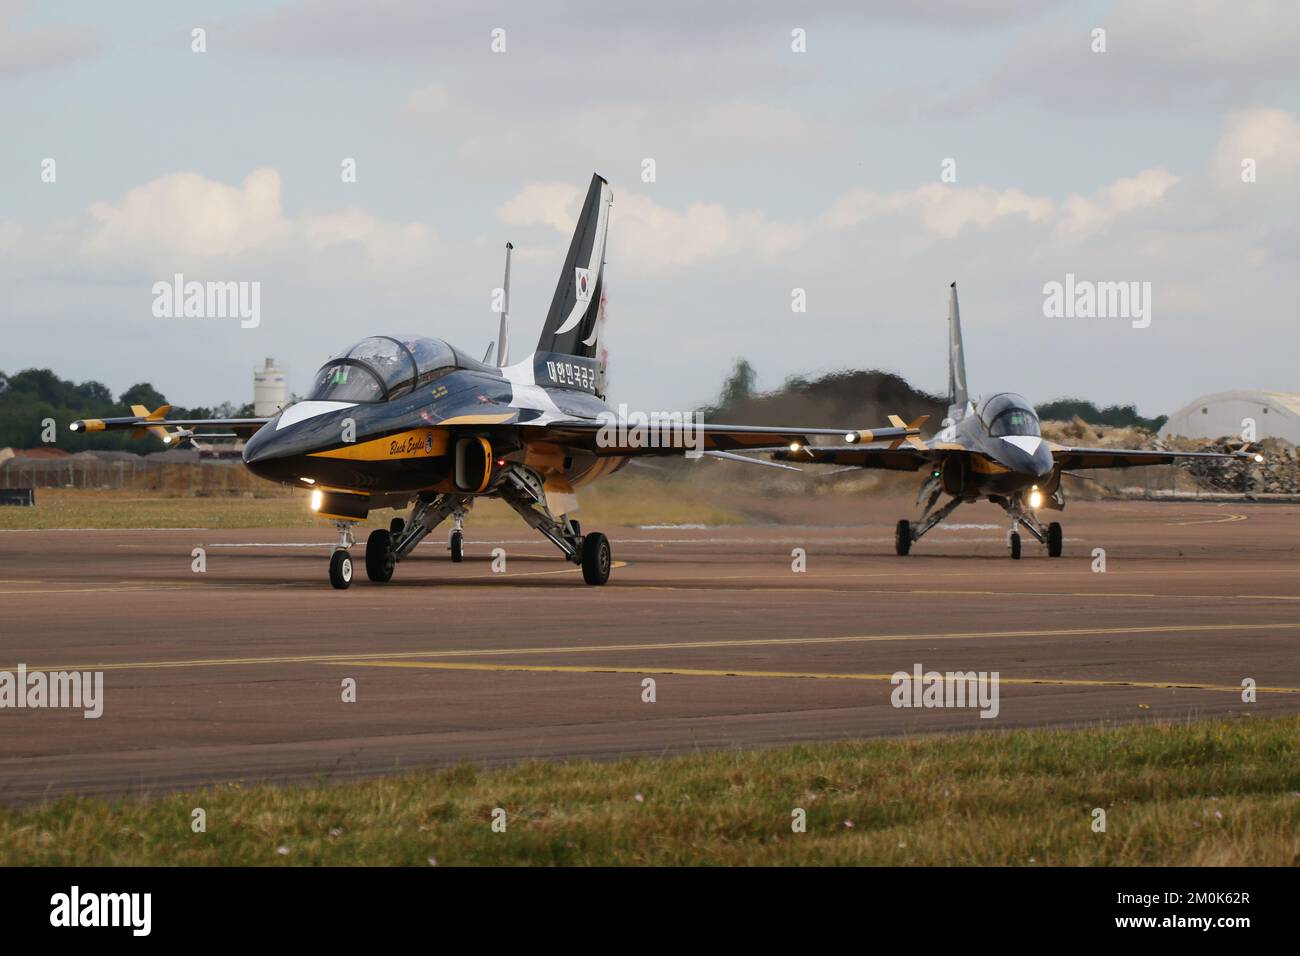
xmin=69 ymin=422 xmax=80 ymax=432
xmin=1029 ymin=489 xmax=1043 ymax=510
xmin=310 ymin=489 xmax=323 ymax=512
xmin=789 ymin=442 xmax=801 ymax=452
xmin=1254 ymin=454 xmax=1264 ymax=463
xmin=844 ymin=432 xmax=858 ymax=443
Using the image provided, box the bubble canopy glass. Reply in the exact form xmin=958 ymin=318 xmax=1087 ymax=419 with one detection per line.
xmin=979 ymin=393 xmax=1042 ymax=437
xmin=307 ymin=335 xmax=458 ymax=403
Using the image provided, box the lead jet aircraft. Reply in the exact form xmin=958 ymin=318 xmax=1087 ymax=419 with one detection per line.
xmin=72 ymin=174 xmax=915 ymax=587
xmin=775 ymin=283 xmax=1260 ymax=559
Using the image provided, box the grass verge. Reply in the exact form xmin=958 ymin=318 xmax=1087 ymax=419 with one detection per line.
xmin=2 ymin=716 xmax=1297 ymax=865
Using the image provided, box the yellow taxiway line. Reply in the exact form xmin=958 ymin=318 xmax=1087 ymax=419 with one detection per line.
xmin=326 ymin=659 xmax=1300 ymax=694
xmin=18 ymin=621 xmax=1300 ymax=676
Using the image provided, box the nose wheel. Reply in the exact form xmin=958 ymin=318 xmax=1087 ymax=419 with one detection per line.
xmin=327 ymin=522 xmax=356 ymax=589
xmin=329 ymin=549 xmax=353 ymax=589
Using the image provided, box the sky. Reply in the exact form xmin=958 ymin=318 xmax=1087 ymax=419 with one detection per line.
xmin=2 ymin=0 xmax=1299 ymax=417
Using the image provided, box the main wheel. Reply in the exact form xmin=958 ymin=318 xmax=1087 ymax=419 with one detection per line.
xmin=895 ymin=519 xmax=912 ymax=556
xmin=581 ymin=531 xmax=612 ymax=585
xmin=1009 ymin=531 xmax=1022 ymax=560
xmin=390 ymin=517 xmax=405 ymax=536
xmin=329 ymin=549 xmax=353 ymax=589
xmin=1047 ymin=521 xmax=1063 ymax=558
xmin=365 ymin=528 xmax=394 ymax=582
xmin=450 ymin=530 xmax=464 ymax=563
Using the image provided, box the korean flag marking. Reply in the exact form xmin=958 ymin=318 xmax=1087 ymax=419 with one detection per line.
xmin=575 ymin=267 xmax=593 ymax=303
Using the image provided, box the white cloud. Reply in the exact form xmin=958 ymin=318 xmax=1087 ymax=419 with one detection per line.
xmin=1059 ymin=168 xmax=1180 ymax=233
xmin=1211 ymin=107 xmax=1300 ymax=194
xmin=496 ymin=183 xmax=581 ymax=234
xmin=84 ymin=168 xmax=434 ymax=273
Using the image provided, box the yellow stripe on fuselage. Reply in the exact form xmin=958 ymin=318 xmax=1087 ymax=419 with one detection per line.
xmin=309 ymin=428 xmax=449 ymax=461
xmin=969 ymin=453 xmax=1010 ymax=475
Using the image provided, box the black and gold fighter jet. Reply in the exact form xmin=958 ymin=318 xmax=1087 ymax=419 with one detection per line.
xmin=72 ymin=174 xmax=916 ymax=588
xmin=776 ymin=283 xmax=1261 ymax=559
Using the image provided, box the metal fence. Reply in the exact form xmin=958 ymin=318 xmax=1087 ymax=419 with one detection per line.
xmin=0 ymin=458 xmax=293 ymax=496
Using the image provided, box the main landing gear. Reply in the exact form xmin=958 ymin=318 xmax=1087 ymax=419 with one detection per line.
xmin=325 ymin=471 xmax=615 ymax=588
xmin=497 ymin=468 xmax=611 ymax=585
xmin=895 ymin=488 xmax=965 ymax=556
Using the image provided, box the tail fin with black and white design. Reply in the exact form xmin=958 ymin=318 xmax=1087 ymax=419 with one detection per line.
xmin=536 ymin=173 xmax=611 ymax=362
xmin=947 ymin=281 xmax=971 ymax=421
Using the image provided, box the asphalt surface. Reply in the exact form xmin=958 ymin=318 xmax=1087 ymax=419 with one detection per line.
xmin=1 ymin=497 xmax=1298 ymax=804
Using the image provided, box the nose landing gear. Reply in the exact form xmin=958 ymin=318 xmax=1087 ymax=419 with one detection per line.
xmin=329 ymin=521 xmax=356 ymax=589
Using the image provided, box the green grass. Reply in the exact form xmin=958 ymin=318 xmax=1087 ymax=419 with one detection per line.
xmin=2 ymin=716 xmax=1297 ymax=865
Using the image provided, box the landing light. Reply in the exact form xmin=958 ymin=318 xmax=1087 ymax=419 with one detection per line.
xmin=69 ymin=422 xmax=80 ymax=432
xmin=789 ymin=442 xmax=802 ymax=452
xmin=1254 ymin=454 xmax=1265 ymax=463
xmin=300 ymin=477 xmax=315 ymax=485
xmin=1029 ymin=488 xmax=1043 ymax=510
xmin=310 ymin=489 xmax=323 ymax=512
xmin=844 ymin=432 xmax=858 ymax=443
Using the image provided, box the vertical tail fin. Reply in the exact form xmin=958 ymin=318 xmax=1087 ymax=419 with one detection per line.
xmin=496 ymin=242 xmax=513 ymax=367
xmin=947 ymin=282 xmax=970 ymax=421
xmin=536 ymin=173 xmax=611 ymax=360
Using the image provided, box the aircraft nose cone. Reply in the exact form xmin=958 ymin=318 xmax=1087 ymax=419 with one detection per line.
xmin=242 ymin=428 xmax=274 ymax=465
xmin=1033 ymin=446 xmax=1055 ymax=479
xmin=999 ymin=436 xmax=1054 ymax=478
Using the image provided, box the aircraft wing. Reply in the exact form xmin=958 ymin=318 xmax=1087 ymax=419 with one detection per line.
xmin=771 ymin=443 xmax=937 ymax=471
xmin=1050 ymin=445 xmax=1259 ymax=470
xmin=70 ymin=405 xmax=270 ymax=442
xmin=517 ymin=421 xmax=918 ymax=456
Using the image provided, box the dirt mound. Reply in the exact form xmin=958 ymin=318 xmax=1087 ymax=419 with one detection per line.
xmin=705 ymin=369 xmax=945 ymax=431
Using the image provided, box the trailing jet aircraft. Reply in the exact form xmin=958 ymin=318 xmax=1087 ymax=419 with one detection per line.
xmin=775 ymin=283 xmax=1261 ymax=559
xmin=71 ymin=174 xmax=916 ymax=588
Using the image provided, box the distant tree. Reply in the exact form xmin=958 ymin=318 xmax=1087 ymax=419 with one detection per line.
xmin=119 ymin=383 xmax=168 ymax=410
xmin=1036 ymin=398 xmax=1167 ymax=432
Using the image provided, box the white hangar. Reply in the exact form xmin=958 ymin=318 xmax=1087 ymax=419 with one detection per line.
xmin=1160 ymin=390 xmax=1300 ymax=443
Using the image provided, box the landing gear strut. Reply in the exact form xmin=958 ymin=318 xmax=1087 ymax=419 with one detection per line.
xmin=895 ymin=492 xmax=966 ymax=556
xmin=497 ymin=466 xmax=612 ymax=585
xmin=448 ymin=510 xmax=465 ymax=563
xmin=362 ymin=494 xmax=471 ymax=584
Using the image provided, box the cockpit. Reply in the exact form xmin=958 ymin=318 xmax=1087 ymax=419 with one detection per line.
xmin=308 ymin=335 xmax=459 ymax=403
xmin=978 ymin=392 xmax=1041 ymax=438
